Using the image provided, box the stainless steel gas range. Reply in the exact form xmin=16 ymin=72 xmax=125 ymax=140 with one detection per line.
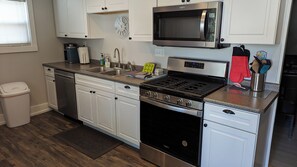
xmin=139 ymin=57 xmax=229 ymax=167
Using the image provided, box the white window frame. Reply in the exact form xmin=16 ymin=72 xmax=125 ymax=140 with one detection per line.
xmin=0 ymin=0 xmax=38 ymax=54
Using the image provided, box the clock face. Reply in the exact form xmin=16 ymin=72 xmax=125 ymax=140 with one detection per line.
xmin=115 ymin=16 xmax=129 ymax=38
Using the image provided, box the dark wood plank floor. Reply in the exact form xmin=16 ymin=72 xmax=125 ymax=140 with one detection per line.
xmin=1 ymin=110 xmax=296 ymax=167
xmin=269 ymin=112 xmax=297 ymax=167
xmin=0 ymin=111 xmax=156 ymax=167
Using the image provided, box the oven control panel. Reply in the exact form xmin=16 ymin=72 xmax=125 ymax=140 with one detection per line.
xmin=140 ymin=89 xmax=203 ymax=111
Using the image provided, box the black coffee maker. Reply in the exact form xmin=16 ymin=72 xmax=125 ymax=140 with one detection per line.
xmin=64 ymin=43 xmax=79 ymax=64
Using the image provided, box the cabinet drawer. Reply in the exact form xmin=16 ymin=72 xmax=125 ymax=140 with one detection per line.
xmin=75 ymin=74 xmax=115 ymax=93
xmin=115 ymin=83 xmax=139 ymax=100
xmin=204 ymin=103 xmax=260 ymax=133
xmin=44 ymin=67 xmax=55 ymax=77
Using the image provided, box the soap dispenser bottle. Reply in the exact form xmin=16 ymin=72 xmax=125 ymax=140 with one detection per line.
xmin=105 ymin=56 xmax=111 ymax=68
xmin=99 ymin=53 xmax=105 ymax=66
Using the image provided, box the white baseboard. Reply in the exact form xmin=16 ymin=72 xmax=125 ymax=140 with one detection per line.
xmin=30 ymin=103 xmax=51 ymax=116
xmin=0 ymin=103 xmax=51 ymax=126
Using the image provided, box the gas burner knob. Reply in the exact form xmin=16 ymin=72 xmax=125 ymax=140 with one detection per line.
xmin=164 ymin=95 xmax=170 ymax=101
xmin=185 ymin=100 xmax=192 ymax=107
xmin=145 ymin=91 xmax=152 ymax=97
xmin=153 ymin=92 xmax=158 ymax=98
xmin=177 ymin=98 xmax=183 ymax=105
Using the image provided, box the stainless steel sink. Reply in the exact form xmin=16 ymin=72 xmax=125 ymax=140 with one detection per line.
xmin=101 ymin=69 xmax=125 ymax=76
xmin=86 ymin=67 xmax=105 ymax=73
xmin=86 ymin=66 xmax=126 ymax=76
xmin=86 ymin=66 xmax=110 ymax=73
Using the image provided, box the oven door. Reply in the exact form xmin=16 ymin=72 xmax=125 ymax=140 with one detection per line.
xmin=140 ymin=97 xmax=203 ymax=166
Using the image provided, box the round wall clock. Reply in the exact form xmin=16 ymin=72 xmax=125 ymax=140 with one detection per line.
xmin=114 ymin=16 xmax=129 ymax=38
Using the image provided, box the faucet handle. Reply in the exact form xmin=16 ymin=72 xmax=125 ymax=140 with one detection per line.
xmin=127 ymin=61 xmax=135 ymax=71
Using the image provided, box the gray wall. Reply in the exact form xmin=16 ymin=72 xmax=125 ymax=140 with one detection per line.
xmin=64 ymin=10 xmax=287 ymax=84
xmin=0 ymin=0 xmax=64 ymax=113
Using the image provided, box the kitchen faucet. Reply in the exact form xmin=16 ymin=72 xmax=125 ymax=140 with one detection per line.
xmin=114 ymin=48 xmax=121 ymax=68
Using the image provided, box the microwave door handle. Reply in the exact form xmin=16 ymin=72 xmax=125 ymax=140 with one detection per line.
xmin=200 ymin=10 xmax=208 ymax=40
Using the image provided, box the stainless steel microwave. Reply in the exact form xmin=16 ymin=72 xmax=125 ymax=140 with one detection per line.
xmin=153 ymin=1 xmax=223 ymax=48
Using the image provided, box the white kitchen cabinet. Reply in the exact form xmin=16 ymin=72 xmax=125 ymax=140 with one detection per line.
xmin=128 ymin=0 xmax=156 ymax=41
xmin=76 ymin=84 xmax=116 ymax=135
xmin=116 ymin=94 xmax=140 ymax=146
xmin=53 ymin=0 xmax=104 ymax=38
xmin=95 ymin=90 xmax=116 ymax=135
xmin=53 ymin=0 xmax=68 ymax=37
xmin=75 ymin=74 xmax=140 ymax=148
xmin=44 ymin=67 xmax=58 ymax=110
xmin=45 ymin=76 xmax=58 ymax=110
xmin=86 ymin=0 xmax=128 ymax=13
xmin=76 ymin=85 xmax=96 ymax=126
xmin=220 ymin=0 xmax=281 ymax=44
xmin=157 ymin=0 xmax=218 ymax=7
xmin=115 ymin=83 xmax=140 ymax=147
xmin=75 ymin=74 xmax=116 ymax=135
xmin=201 ymin=120 xmax=256 ymax=167
xmin=202 ymin=102 xmax=260 ymax=167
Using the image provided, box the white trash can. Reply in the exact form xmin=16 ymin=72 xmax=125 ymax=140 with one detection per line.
xmin=0 ymin=82 xmax=30 ymax=128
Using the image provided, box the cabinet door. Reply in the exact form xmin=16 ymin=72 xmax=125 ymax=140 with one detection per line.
xmin=201 ymin=120 xmax=256 ymax=167
xmin=45 ymin=76 xmax=58 ymax=110
xmin=76 ymin=85 xmax=96 ymax=126
xmin=220 ymin=0 xmax=281 ymax=44
xmin=86 ymin=0 xmax=105 ymax=13
xmin=129 ymin=0 xmax=156 ymax=41
xmin=53 ymin=0 xmax=68 ymax=37
xmin=105 ymin=0 xmax=128 ymax=12
xmin=116 ymin=96 xmax=140 ymax=147
xmin=95 ymin=90 xmax=116 ymax=135
xmin=67 ymin=0 xmax=88 ymax=38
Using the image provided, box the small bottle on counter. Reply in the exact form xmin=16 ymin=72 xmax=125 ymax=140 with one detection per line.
xmin=105 ymin=56 xmax=111 ymax=68
xmin=99 ymin=53 xmax=105 ymax=66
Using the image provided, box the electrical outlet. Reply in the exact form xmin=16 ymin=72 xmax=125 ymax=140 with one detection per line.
xmin=155 ymin=48 xmax=164 ymax=57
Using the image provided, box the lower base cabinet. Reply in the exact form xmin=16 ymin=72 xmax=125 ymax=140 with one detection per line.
xmin=95 ymin=90 xmax=116 ymax=135
xmin=76 ymin=85 xmax=95 ymax=126
xmin=201 ymin=120 xmax=256 ymax=167
xmin=44 ymin=67 xmax=58 ymax=110
xmin=75 ymin=74 xmax=140 ymax=147
xmin=116 ymin=95 xmax=140 ymax=146
xmin=45 ymin=76 xmax=58 ymax=110
xmin=76 ymin=84 xmax=116 ymax=135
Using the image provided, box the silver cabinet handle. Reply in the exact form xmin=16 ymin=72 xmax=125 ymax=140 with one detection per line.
xmin=200 ymin=10 xmax=207 ymax=40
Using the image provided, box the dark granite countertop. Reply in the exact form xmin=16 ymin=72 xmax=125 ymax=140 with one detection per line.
xmin=43 ymin=62 xmax=279 ymax=113
xmin=205 ymin=85 xmax=279 ymax=114
xmin=43 ymin=62 xmax=154 ymax=86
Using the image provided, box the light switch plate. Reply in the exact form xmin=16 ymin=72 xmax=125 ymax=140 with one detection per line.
xmin=155 ymin=48 xmax=164 ymax=57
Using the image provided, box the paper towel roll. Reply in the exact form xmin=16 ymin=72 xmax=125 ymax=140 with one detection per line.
xmin=78 ymin=47 xmax=90 ymax=64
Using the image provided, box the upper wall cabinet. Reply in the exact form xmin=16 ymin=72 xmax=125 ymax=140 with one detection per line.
xmin=157 ymin=0 xmax=220 ymax=7
xmin=128 ymin=0 xmax=156 ymax=41
xmin=53 ymin=0 xmax=104 ymax=38
xmin=220 ymin=0 xmax=281 ymax=44
xmin=86 ymin=0 xmax=128 ymax=13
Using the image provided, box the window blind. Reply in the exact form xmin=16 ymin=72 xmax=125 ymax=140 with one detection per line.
xmin=0 ymin=0 xmax=31 ymax=45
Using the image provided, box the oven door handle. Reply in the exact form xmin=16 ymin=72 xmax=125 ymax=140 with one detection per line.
xmin=141 ymin=96 xmax=202 ymax=117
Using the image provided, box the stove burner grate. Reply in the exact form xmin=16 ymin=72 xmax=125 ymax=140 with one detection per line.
xmin=146 ymin=76 xmax=223 ymax=97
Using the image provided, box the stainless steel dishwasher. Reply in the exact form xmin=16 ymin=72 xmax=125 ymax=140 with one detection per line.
xmin=55 ymin=69 xmax=78 ymax=120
